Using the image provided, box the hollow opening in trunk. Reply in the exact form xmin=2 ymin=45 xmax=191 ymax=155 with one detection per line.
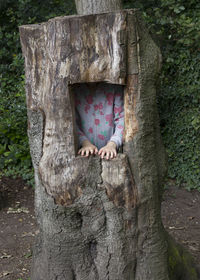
xmin=70 ymin=82 xmax=124 ymax=156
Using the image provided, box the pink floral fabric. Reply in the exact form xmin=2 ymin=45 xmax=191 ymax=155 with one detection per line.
xmin=74 ymin=83 xmax=124 ymax=149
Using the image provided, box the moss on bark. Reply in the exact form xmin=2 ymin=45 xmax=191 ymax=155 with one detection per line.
xmin=167 ymin=234 xmax=199 ymax=280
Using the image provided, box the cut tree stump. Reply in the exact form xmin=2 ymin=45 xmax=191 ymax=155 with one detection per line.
xmin=19 ymin=9 xmax=199 ymax=280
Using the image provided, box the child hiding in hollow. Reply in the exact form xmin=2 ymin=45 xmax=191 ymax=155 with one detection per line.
xmin=74 ymin=82 xmax=124 ymax=160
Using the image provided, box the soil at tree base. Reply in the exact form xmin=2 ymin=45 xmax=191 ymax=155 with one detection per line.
xmin=0 ymin=177 xmax=200 ymax=280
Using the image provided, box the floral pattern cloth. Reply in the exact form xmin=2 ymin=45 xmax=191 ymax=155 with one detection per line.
xmin=74 ymin=83 xmax=124 ymax=149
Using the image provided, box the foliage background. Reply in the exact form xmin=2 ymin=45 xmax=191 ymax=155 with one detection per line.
xmin=0 ymin=0 xmax=199 ymax=189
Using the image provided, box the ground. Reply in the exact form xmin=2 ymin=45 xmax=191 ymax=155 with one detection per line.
xmin=0 ymin=177 xmax=200 ymax=280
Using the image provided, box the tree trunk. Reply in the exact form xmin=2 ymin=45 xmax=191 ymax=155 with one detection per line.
xmin=19 ymin=1 xmax=199 ymax=279
xmin=75 ymin=0 xmax=122 ymax=15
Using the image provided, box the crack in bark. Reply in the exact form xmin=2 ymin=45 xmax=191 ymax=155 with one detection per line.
xmin=106 ymin=251 xmax=111 ymax=280
xmin=72 ymin=269 xmax=76 ymax=280
xmin=88 ymin=240 xmax=99 ymax=279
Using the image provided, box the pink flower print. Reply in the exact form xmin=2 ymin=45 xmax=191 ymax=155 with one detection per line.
xmin=88 ymin=127 xmax=93 ymax=133
xmin=117 ymin=125 xmax=124 ymax=129
xmin=105 ymin=114 xmax=112 ymax=121
xmin=98 ymin=134 xmax=105 ymax=141
xmin=106 ymin=92 xmax=114 ymax=105
xmin=95 ymin=119 xmax=100 ymax=126
xmin=94 ymin=102 xmax=103 ymax=111
xmin=84 ymin=104 xmax=90 ymax=114
xmin=114 ymin=106 xmax=122 ymax=114
xmin=86 ymin=94 xmax=93 ymax=104
xmin=100 ymin=111 xmax=104 ymax=115
xmin=99 ymin=102 xmax=103 ymax=110
xmin=105 ymin=114 xmax=114 ymax=127
xmin=94 ymin=104 xmax=99 ymax=111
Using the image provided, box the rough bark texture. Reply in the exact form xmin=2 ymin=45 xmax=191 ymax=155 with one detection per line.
xmin=20 ymin=11 xmax=127 ymax=205
xmin=19 ymin=8 xmax=199 ymax=280
xmin=75 ymin=0 xmax=122 ymax=15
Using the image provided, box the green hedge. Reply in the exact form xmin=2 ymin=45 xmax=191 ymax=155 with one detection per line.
xmin=0 ymin=0 xmax=76 ymax=185
xmin=0 ymin=0 xmax=199 ymax=189
xmin=124 ymin=0 xmax=200 ymax=190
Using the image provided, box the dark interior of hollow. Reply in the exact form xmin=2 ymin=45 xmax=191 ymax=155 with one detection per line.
xmin=69 ymin=82 xmax=124 ymax=156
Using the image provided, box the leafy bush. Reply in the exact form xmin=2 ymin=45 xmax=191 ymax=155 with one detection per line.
xmin=0 ymin=0 xmax=76 ymax=185
xmin=160 ymin=48 xmax=200 ymax=189
xmin=124 ymin=0 xmax=200 ymax=190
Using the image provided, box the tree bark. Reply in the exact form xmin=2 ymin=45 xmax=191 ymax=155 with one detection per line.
xmin=75 ymin=0 xmax=122 ymax=15
xmin=19 ymin=1 xmax=199 ymax=279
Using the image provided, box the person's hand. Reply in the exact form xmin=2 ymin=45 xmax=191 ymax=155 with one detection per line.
xmin=78 ymin=140 xmax=98 ymax=157
xmin=98 ymin=141 xmax=117 ymax=160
